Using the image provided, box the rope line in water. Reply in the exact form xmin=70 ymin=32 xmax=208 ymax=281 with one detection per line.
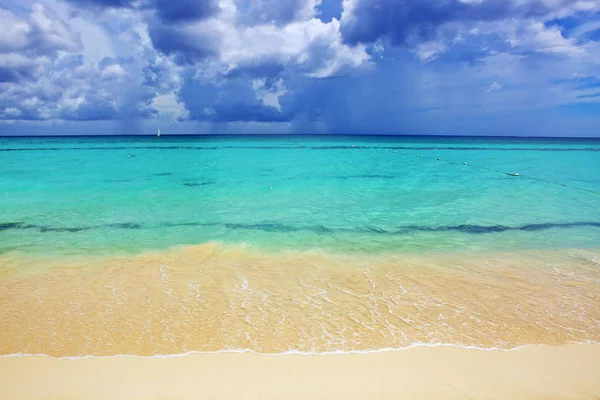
xmin=396 ymin=151 xmax=600 ymax=196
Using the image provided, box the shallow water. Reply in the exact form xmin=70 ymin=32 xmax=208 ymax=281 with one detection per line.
xmin=1 ymin=135 xmax=599 ymax=356
xmin=1 ymin=135 xmax=600 ymax=255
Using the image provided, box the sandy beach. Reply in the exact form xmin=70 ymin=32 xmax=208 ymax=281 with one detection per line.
xmin=2 ymin=344 xmax=600 ymax=399
xmin=3 ymin=247 xmax=600 ymax=357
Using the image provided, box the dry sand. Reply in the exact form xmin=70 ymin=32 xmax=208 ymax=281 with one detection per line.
xmin=1 ymin=344 xmax=600 ymax=399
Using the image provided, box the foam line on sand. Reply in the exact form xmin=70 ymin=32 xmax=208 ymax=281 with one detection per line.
xmin=1 ymin=344 xmax=599 ymax=399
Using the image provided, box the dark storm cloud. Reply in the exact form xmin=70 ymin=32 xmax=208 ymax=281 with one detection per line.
xmin=181 ymin=75 xmax=295 ymax=123
xmin=204 ymin=103 xmax=294 ymax=122
xmin=60 ymin=100 xmax=119 ymax=121
xmin=64 ymin=0 xmax=220 ymax=23
xmin=0 ymin=64 xmax=38 ymax=83
xmin=341 ymin=0 xmax=588 ymax=45
xmin=152 ymin=0 xmax=219 ymax=23
xmin=146 ymin=21 xmax=219 ymax=64
xmin=66 ymin=0 xmax=135 ymax=6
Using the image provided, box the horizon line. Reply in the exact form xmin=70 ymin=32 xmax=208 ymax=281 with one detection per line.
xmin=1 ymin=133 xmax=600 ymax=140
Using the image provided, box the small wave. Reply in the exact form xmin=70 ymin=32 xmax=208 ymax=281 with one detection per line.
xmin=2 ymin=341 xmax=599 ymax=360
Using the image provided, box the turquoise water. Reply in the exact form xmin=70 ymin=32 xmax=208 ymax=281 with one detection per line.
xmin=1 ymin=135 xmax=599 ymax=256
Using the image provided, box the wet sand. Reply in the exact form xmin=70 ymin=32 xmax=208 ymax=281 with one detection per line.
xmin=1 ymin=344 xmax=600 ymax=399
xmin=2 ymin=244 xmax=600 ymax=356
xmin=2 ymin=245 xmax=599 ymax=399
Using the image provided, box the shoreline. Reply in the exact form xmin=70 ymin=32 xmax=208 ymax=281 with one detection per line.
xmin=2 ymin=344 xmax=600 ymax=399
xmin=3 ymin=340 xmax=598 ymax=359
xmin=2 ymin=245 xmax=599 ymax=356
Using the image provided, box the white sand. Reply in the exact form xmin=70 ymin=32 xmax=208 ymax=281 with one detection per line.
xmin=1 ymin=344 xmax=600 ymax=399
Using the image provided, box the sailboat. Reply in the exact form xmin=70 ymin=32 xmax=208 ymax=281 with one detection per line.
xmin=157 ymin=128 xmax=161 ymax=138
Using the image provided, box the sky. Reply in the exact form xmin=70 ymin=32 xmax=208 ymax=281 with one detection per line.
xmin=1 ymin=0 xmax=600 ymax=137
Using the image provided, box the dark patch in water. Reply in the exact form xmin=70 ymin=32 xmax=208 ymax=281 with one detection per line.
xmin=390 ymin=222 xmax=600 ymax=234
xmin=224 ymin=223 xmax=300 ymax=233
xmin=336 ymin=175 xmax=396 ymax=180
xmin=38 ymin=226 xmax=91 ymax=233
xmin=0 ymin=222 xmax=140 ymax=233
xmin=281 ymin=174 xmax=397 ymax=182
xmin=164 ymin=222 xmax=219 ymax=228
xmin=2 ymin=221 xmax=599 ymax=236
xmin=154 ymin=173 xmax=172 ymax=176
xmin=184 ymin=181 xmax=216 ymax=187
xmin=107 ymin=223 xmax=142 ymax=229
xmin=220 ymin=221 xmax=600 ymax=235
xmin=0 ymin=222 xmax=23 ymax=231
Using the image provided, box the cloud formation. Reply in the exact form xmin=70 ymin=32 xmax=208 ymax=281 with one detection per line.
xmin=0 ymin=4 xmax=80 ymax=82
xmin=0 ymin=0 xmax=599 ymax=135
xmin=341 ymin=0 xmax=599 ymax=44
xmin=340 ymin=0 xmax=600 ymax=64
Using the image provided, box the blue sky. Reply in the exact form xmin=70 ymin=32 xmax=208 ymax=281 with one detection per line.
xmin=1 ymin=0 xmax=600 ymax=136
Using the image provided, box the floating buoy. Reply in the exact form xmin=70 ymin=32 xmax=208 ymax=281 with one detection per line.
xmin=463 ymin=162 xmax=467 ymax=165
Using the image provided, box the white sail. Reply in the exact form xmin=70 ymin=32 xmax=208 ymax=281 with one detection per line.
xmin=157 ymin=129 xmax=161 ymax=137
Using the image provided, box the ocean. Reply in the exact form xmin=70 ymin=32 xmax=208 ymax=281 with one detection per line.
xmin=1 ymin=135 xmax=599 ymax=356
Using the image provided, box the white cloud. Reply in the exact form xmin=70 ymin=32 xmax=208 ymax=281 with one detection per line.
xmin=158 ymin=0 xmax=370 ymax=81
xmin=0 ymin=1 xmax=191 ymax=121
xmin=59 ymin=94 xmax=85 ymax=111
xmin=486 ymin=81 xmax=502 ymax=92
xmin=149 ymin=92 xmax=189 ymax=120
xmin=2 ymin=107 xmax=22 ymax=117
xmin=297 ymin=0 xmax=322 ymax=21
xmin=507 ymin=21 xmax=584 ymax=57
xmin=0 ymin=52 xmax=43 ymax=69
xmin=372 ymin=42 xmax=385 ymax=58
xmin=101 ymin=64 xmax=126 ymax=80
xmin=29 ymin=3 xmax=81 ymax=53
xmin=252 ymin=78 xmax=288 ymax=110
xmin=415 ymin=41 xmax=448 ymax=63
xmin=70 ymin=16 xmax=116 ymax=65
xmin=0 ymin=4 xmax=80 ymax=61
xmin=0 ymin=9 xmax=31 ymax=52
xmin=340 ymin=0 xmax=600 ymax=65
